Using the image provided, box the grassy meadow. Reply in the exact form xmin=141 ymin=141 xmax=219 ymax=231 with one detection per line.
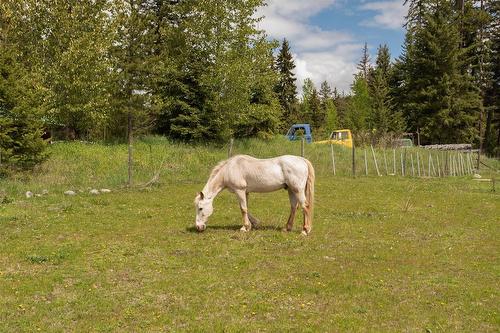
xmin=0 ymin=137 xmax=499 ymax=332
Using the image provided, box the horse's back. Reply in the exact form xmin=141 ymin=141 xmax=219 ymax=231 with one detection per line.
xmin=226 ymin=155 xmax=309 ymax=192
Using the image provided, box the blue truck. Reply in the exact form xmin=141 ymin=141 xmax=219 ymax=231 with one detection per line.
xmin=285 ymin=124 xmax=313 ymax=143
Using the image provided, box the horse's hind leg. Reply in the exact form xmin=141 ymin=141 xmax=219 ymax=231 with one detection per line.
xmin=296 ymin=191 xmax=312 ymax=236
xmin=235 ymin=190 xmax=252 ymax=232
xmin=284 ymin=190 xmax=299 ymax=232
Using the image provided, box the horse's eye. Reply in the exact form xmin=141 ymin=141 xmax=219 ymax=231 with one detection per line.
xmin=198 ymin=208 xmax=202 ymax=211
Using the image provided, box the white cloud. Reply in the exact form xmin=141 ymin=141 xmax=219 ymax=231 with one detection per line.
xmin=257 ymin=0 xmax=360 ymax=93
xmin=295 ymin=51 xmax=359 ymax=95
xmin=261 ymin=0 xmax=336 ymax=21
xmin=359 ymin=1 xmax=409 ymax=30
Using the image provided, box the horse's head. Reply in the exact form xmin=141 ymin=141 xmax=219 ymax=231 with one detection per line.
xmin=194 ymin=192 xmax=213 ymax=232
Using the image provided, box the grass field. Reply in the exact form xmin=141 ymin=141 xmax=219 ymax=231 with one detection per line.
xmin=0 ymin=138 xmax=499 ymax=332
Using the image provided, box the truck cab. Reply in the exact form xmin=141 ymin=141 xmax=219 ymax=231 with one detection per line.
xmin=286 ymin=124 xmax=313 ymax=143
xmin=315 ymin=129 xmax=353 ymax=148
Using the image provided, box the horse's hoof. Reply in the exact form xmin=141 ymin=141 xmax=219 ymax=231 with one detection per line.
xmin=301 ymin=230 xmax=309 ymax=236
xmin=240 ymin=226 xmax=249 ymax=232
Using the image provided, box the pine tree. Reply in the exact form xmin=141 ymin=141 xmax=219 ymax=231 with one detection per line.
xmin=319 ymin=81 xmax=333 ymax=101
xmin=319 ymin=81 xmax=337 ymax=132
xmin=481 ymin=0 xmax=499 ymax=155
xmin=155 ymin=0 xmax=280 ymax=141
xmin=370 ymin=44 xmax=406 ymax=135
xmin=402 ymin=1 xmax=482 ymax=143
xmin=347 ymin=74 xmax=371 ymax=132
xmin=357 ymin=42 xmax=371 ymax=80
xmin=300 ymin=78 xmax=315 ymax=123
xmin=309 ymin=88 xmax=322 ymax=130
xmin=404 ymin=0 xmax=431 ymax=29
xmin=0 ymin=48 xmax=46 ymax=170
xmin=275 ymin=39 xmax=298 ymax=127
xmin=319 ymin=81 xmax=338 ymax=132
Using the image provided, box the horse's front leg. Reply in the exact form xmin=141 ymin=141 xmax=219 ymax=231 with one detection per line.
xmin=246 ymin=193 xmax=260 ymax=228
xmin=235 ymin=190 xmax=252 ymax=232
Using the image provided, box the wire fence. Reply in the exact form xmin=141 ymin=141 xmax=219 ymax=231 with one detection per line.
xmin=227 ymin=138 xmax=481 ymax=179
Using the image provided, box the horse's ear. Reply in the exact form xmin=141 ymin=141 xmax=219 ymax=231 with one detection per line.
xmin=198 ymin=192 xmax=204 ymax=200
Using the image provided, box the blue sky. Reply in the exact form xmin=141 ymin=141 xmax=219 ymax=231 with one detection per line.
xmin=257 ymin=0 xmax=408 ymax=94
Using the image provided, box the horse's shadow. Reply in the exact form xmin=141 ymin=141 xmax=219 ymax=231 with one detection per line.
xmin=186 ymin=224 xmax=282 ymax=233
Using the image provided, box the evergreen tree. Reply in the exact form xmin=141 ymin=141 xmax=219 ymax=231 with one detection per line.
xmin=482 ymin=0 xmax=499 ymax=154
xmin=155 ymin=0 xmax=280 ymax=141
xmin=370 ymin=44 xmax=406 ymax=135
xmin=319 ymin=80 xmax=333 ymax=101
xmin=347 ymin=74 xmax=371 ymax=132
xmin=402 ymin=1 xmax=482 ymax=143
xmin=275 ymin=38 xmax=298 ymax=127
xmin=300 ymin=78 xmax=315 ymax=123
xmin=319 ymin=81 xmax=337 ymax=132
xmin=0 ymin=48 xmax=47 ymax=170
xmin=309 ymin=88 xmax=322 ymax=130
xmin=357 ymin=42 xmax=371 ymax=80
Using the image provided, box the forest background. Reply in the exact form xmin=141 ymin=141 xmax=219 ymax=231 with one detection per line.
xmin=0 ymin=0 xmax=498 ymax=170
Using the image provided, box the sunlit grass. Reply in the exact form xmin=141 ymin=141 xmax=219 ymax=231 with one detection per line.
xmin=0 ymin=137 xmax=498 ymax=331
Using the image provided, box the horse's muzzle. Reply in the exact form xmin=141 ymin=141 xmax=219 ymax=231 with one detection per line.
xmin=196 ymin=224 xmax=206 ymax=232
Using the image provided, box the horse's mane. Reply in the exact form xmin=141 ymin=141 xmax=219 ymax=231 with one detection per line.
xmin=208 ymin=158 xmax=229 ymax=181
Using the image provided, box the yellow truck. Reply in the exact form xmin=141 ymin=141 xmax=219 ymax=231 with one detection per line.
xmin=315 ymin=129 xmax=353 ymax=148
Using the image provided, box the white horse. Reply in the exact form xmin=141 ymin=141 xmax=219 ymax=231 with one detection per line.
xmin=194 ymin=154 xmax=315 ymax=235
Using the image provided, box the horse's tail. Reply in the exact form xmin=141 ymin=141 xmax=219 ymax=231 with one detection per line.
xmin=305 ymin=158 xmax=315 ymax=227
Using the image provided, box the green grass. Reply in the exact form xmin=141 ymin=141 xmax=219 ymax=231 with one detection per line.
xmin=0 ymin=138 xmax=499 ymax=332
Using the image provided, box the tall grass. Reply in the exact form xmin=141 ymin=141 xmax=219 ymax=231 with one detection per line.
xmin=1 ymin=136 xmax=498 ymax=198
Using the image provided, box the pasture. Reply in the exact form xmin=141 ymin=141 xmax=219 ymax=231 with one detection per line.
xmin=0 ymin=138 xmax=498 ymax=332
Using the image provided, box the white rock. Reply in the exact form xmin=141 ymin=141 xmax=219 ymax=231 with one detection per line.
xmin=25 ymin=191 xmax=33 ymax=199
xmin=473 ymin=174 xmax=482 ymax=179
xmin=64 ymin=190 xmax=76 ymax=196
xmin=89 ymin=189 xmax=100 ymax=195
xmin=100 ymin=189 xmax=111 ymax=193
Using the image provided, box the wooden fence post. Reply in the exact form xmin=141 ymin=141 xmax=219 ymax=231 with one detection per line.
xmin=364 ymin=149 xmax=368 ymax=176
xmin=417 ymin=151 xmax=421 ymax=177
xmin=371 ymin=145 xmax=380 ymax=176
xmin=393 ymin=149 xmax=396 ymax=175
xmin=228 ymin=138 xmax=234 ymax=158
xmin=436 ymin=154 xmax=441 ymax=177
xmin=330 ymin=144 xmax=336 ymax=176
xmin=411 ymin=153 xmax=415 ymax=177
xmin=352 ymin=144 xmax=356 ymax=178
xmin=428 ymin=152 xmax=431 ymax=177
xmin=383 ymin=149 xmax=388 ymax=175
xmin=444 ymin=151 xmax=450 ymax=176
xmin=460 ymin=153 xmax=465 ymax=175
xmin=401 ymin=152 xmax=404 ymax=176
xmin=300 ymin=137 xmax=305 ymax=157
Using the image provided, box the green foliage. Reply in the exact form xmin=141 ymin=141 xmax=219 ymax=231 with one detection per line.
xmin=299 ymin=78 xmax=315 ymax=123
xmin=347 ymin=75 xmax=371 ymax=132
xmin=0 ymin=48 xmax=47 ymax=171
xmin=155 ymin=0 xmax=280 ymax=142
xmin=324 ymin=99 xmax=338 ymax=133
xmin=275 ymin=38 xmax=298 ymax=127
xmin=398 ymin=0 xmax=483 ymax=144
xmin=3 ymin=0 xmax=116 ymax=139
xmin=357 ymin=42 xmax=371 ymax=80
xmin=369 ymin=44 xmax=406 ymax=137
xmin=320 ymin=81 xmax=338 ymax=132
